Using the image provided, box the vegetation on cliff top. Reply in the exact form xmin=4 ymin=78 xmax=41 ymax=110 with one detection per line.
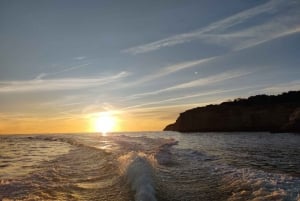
xmin=164 ymin=91 xmax=300 ymax=133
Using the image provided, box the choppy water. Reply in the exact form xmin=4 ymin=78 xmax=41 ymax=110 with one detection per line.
xmin=0 ymin=132 xmax=300 ymax=201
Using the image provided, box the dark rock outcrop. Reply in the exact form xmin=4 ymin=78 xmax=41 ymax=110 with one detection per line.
xmin=164 ymin=123 xmax=176 ymax=131
xmin=164 ymin=91 xmax=300 ymax=133
xmin=282 ymin=108 xmax=300 ymax=132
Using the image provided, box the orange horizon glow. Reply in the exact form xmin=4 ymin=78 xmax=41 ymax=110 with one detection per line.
xmin=0 ymin=113 xmax=173 ymax=135
xmin=0 ymin=101 xmax=214 ymax=134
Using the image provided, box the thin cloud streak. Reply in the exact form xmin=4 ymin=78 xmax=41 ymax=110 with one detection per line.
xmin=0 ymin=71 xmax=128 ymax=93
xmin=123 ymin=85 xmax=263 ymax=111
xmin=0 ymin=112 xmax=82 ymax=121
xmin=161 ymin=56 xmax=217 ymax=77
xmin=127 ymin=103 xmax=206 ymax=112
xmin=204 ymin=13 xmax=300 ymax=50
xmin=35 ymin=63 xmax=91 ymax=80
xmin=120 ymin=56 xmax=217 ymax=88
xmin=252 ymin=80 xmax=300 ymax=94
xmin=123 ymin=0 xmax=295 ymax=54
xmin=234 ymin=24 xmax=300 ymax=51
xmin=127 ymin=70 xmax=252 ymax=100
xmin=124 ymin=101 xmax=224 ymax=118
xmin=73 ymin=56 xmax=87 ymax=60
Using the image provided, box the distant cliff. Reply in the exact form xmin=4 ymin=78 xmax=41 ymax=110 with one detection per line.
xmin=164 ymin=91 xmax=300 ymax=133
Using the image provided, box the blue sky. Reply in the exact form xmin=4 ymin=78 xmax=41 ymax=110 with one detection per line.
xmin=0 ymin=0 xmax=300 ymax=132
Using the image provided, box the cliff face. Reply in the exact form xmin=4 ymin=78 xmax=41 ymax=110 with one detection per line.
xmin=282 ymin=108 xmax=300 ymax=132
xmin=164 ymin=91 xmax=300 ymax=133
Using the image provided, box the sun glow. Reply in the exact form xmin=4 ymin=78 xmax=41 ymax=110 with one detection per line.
xmin=93 ymin=112 xmax=117 ymax=135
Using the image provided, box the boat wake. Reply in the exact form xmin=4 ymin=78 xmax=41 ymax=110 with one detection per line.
xmin=1 ymin=133 xmax=300 ymax=201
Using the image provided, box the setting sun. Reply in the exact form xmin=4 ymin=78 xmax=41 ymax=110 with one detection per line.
xmin=93 ymin=112 xmax=117 ymax=134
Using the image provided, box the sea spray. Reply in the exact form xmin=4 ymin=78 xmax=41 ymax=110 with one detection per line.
xmin=118 ymin=152 xmax=157 ymax=201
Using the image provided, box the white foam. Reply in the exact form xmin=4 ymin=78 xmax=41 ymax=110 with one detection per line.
xmin=218 ymin=166 xmax=300 ymax=201
xmin=118 ymin=152 xmax=157 ymax=201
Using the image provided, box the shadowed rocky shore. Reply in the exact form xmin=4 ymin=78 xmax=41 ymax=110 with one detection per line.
xmin=164 ymin=91 xmax=300 ymax=133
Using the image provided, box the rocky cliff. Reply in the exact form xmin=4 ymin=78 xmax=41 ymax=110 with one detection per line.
xmin=164 ymin=91 xmax=300 ymax=133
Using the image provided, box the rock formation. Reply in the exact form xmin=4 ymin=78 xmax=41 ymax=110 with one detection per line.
xmin=164 ymin=91 xmax=300 ymax=133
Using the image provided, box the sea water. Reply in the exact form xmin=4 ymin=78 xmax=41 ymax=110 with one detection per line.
xmin=0 ymin=132 xmax=300 ymax=201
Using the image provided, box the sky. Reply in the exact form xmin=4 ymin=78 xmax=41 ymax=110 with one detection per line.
xmin=0 ymin=0 xmax=300 ymax=134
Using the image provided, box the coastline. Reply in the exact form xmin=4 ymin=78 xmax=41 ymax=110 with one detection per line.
xmin=164 ymin=91 xmax=300 ymax=133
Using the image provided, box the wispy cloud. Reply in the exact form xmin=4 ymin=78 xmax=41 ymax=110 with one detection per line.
xmin=73 ymin=56 xmax=87 ymax=60
xmin=120 ymin=56 xmax=217 ymax=88
xmin=123 ymin=0 xmax=297 ymax=54
xmin=127 ymin=69 xmax=252 ymax=99
xmin=234 ymin=21 xmax=300 ymax=50
xmin=203 ymin=13 xmax=300 ymax=50
xmin=0 ymin=111 xmax=84 ymax=122
xmin=122 ymin=85 xmax=263 ymax=110
xmin=0 ymin=71 xmax=129 ymax=93
xmin=35 ymin=63 xmax=91 ymax=80
xmin=123 ymin=101 xmax=223 ymax=119
xmin=252 ymin=80 xmax=300 ymax=94
xmin=162 ymin=57 xmax=214 ymax=73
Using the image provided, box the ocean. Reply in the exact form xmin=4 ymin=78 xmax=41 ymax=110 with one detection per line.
xmin=0 ymin=132 xmax=300 ymax=201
